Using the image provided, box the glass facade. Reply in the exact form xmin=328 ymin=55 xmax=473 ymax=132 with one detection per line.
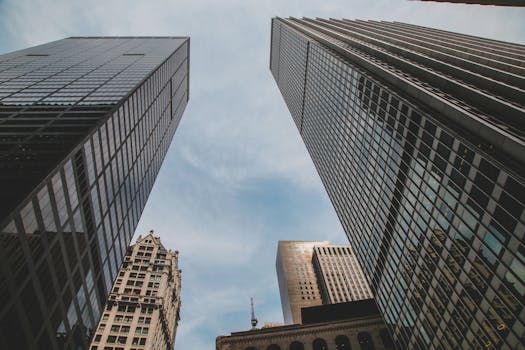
xmin=271 ymin=18 xmax=524 ymax=349
xmin=0 ymin=37 xmax=189 ymax=349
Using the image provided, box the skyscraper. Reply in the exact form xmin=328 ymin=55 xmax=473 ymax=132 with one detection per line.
xmin=271 ymin=18 xmax=524 ymax=349
xmin=90 ymin=231 xmax=181 ymax=350
xmin=276 ymin=241 xmax=372 ymax=324
xmin=414 ymin=0 xmax=525 ymax=6
xmin=0 ymin=37 xmax=189 ymax=349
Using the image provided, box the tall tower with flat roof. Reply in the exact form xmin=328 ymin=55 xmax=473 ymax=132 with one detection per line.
xmin=0 ymin=37 xmax=189 ymax=349
xmin=271 ymin=17 xmax=524 ymax=349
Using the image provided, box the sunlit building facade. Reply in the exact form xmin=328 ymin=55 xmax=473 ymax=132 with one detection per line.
xmin=276 ymin=241 xmax=373 ymax=325
xmin=313 ymin=245 xmax=373 ymax=304
xmin=90 ymin=232 xmax=181 ymax=350
xmin=270 ymin=18 xmax=524 ymax=349
xmin=0 ymin=37 xmax=189 ymax=349
xmin=276 ymin=241 xmax=329 ymax=324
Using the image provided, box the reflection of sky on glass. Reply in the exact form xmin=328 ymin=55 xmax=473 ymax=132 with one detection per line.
xmin=0 ymin=0 xmax=523 ymax=348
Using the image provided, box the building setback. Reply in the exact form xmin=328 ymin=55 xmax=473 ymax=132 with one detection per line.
xmin=90 ymin=231 xmax=181 ymax=350
xmin=276 ymin=241 xmax=329 ymax=324
xmin=312 ymin=245 xmax=373 ymax=304
xmin=270 ymin=18 xmax=524 ymax=349
xmin=0 ymin=37 xmax=189 ymax=349
xmin=276 ymin=241 xmax=373 ymax=325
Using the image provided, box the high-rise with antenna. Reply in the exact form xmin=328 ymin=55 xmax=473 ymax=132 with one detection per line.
xmin=250 ymin=297 xmax=258 ymax=330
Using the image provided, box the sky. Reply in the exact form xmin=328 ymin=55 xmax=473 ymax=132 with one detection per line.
xmin=0 ymin=0 xmax=524 ymax=349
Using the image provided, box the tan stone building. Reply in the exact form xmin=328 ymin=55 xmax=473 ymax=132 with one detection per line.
xmin=216 ymin=300 xmax=394 ymax=350
xmin=90 ymin=231 xmax=181 ymax=350
xmin=276 ymin=241 xmax=373 ymax=324
xmin=276 ymin=241 xmax=329 ymax=324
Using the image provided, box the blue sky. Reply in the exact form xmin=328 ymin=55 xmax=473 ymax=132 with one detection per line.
xmin=1 ymin=0 xmax=524 ymax=348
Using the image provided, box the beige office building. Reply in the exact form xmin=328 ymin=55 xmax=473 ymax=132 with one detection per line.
xmin=276 ymin=241 xmax=373 ymax=324
xmin=313 ymin=245 xmax=373 ymax=304
xmin=90 ymin=231 xmax=181 ymax=350
xmin=276 ymin=241 xmax=329 ymax=324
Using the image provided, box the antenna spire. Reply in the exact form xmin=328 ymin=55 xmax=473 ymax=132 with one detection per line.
xmin=250 ymin=297 xmax=258 ymax=330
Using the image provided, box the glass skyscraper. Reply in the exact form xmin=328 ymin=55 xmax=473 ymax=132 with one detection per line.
xmin=270 ymin=18 xmax=524 ymax=349
xmin=0 ymin=37 xmax=189 ymax=349
xmin=415 ymin=0 xmax=525 ymax=6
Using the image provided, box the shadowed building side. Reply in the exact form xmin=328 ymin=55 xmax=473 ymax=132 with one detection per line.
xmin=0 ymin=37 xmax=190 ymax=349
xmin=412 ymin=0 xmax=525 ymax=6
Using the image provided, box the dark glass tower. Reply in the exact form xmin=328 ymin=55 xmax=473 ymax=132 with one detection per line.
xmin=414 ymin=0 xmax=525 ymax=6
xmin=0 ymin=37 xmax=189 ymax=349
xmin=270 ymin=18 xmax=524 ymax=349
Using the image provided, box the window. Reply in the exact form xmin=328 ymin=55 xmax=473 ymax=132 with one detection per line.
xmin=379 ymin=329 xmax=394 ymax=349
xmin=335 ymin=335 xmax=351 ymax=349
xmin=289 ymin=341 xmax=304 ymax=350
xmin=267 ymin=345 xmax=281 ymax=350
xmin=118 ymin=304 xmax=135 ymax=313
xmin=313 ymin=338 xmax=328 ymax=350
xmin=132 ymin=337 xmax=147 ymax=346
xmin=141 ymin=306 xmax=153 ymax=314
xmin=357 ymin=332 xmax=375 ymax=350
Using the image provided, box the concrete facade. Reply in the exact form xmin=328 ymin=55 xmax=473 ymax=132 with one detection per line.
xmin=313 ymin=245 xmax=373 ymax=304
xmin=90 ymin=232 xmax=181 ymax=350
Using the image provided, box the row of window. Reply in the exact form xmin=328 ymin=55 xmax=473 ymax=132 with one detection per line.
xmin=101 ymin=314 xmax=151 ymax=324
xmin=98 ymin=324 xmax=149 ymax=334
xmin=92 ymin=334 xmax=147 ymax=345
